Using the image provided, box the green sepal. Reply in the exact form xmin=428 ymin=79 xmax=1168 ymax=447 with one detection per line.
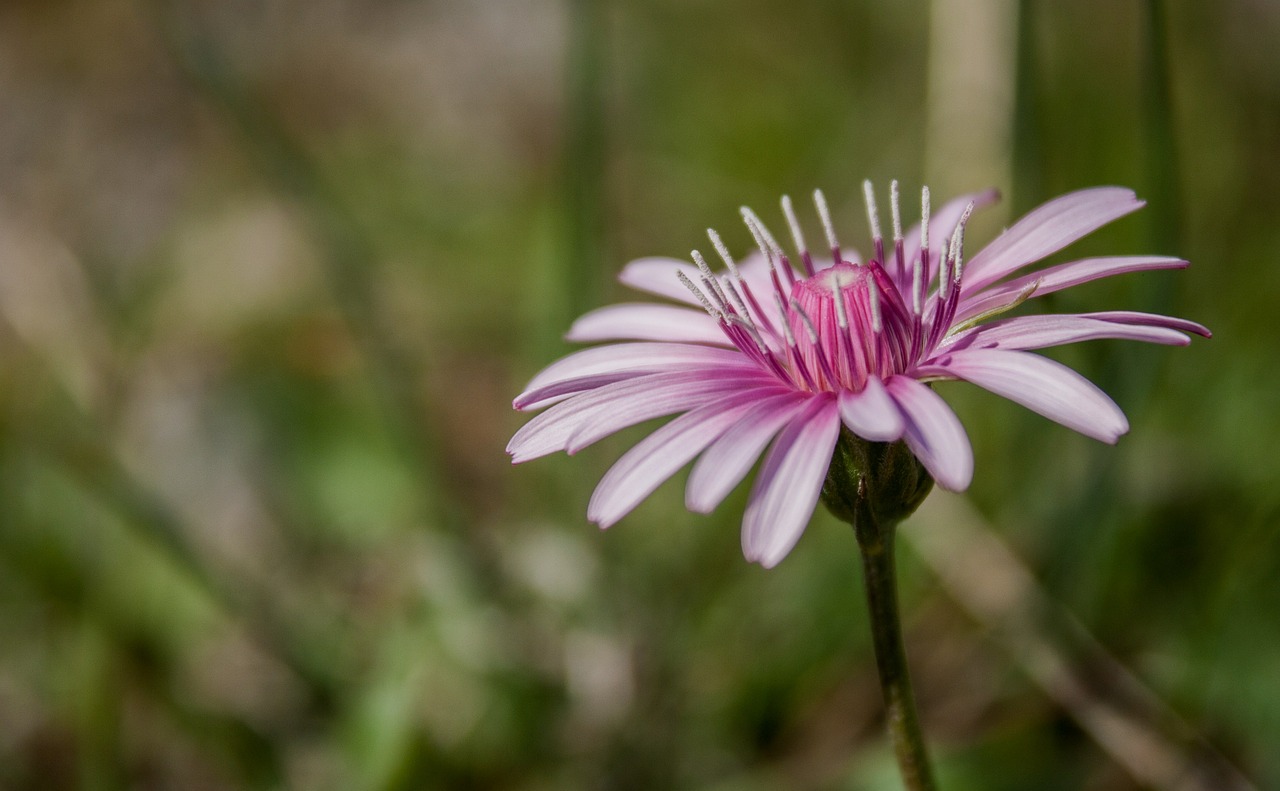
xmin=820 ymin=428 xmax=934 ymax=537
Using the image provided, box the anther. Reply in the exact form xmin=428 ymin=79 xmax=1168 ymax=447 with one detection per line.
xmin=740 ymin=207 xmax=784 ymax=259
xmin=706 ymin=229 xmax=741 ymax=280
xmin=677 ymin=271 xmax=720 ymax=319
xmin=691 ymin=249 xmax=732 ymax=310
xmin=867 ymin=277 xmax=883 ymax=334
xmin=939 ymin=243 xmax=953 ymax=300
xmin=948 ymin=201 xmax=976 ymax=283
xmin=781 ymin=195 xmax=817 ymax=276
xmin=890 ymin=180 xmax=903 ymax=242
xmin=863 ymin=180 xmax=884 ymax=264
xmin=920 ymin=186 xmax=932 ymax=252
xmin=831 ymin=281 xmax=849 ymax=329
xmin=702 ymin=275 xmax=731 ymax=315
xmin=911 ymin=256 xmax=924 ymax=315
xmin=781 ymin=195 xmax=806 ymax=256
xmin=813 ymin=188 xmax=841 ymax=260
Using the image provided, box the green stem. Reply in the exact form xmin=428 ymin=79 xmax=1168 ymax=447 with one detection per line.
xmin=854 ymin=490 xmax=938 ymax=791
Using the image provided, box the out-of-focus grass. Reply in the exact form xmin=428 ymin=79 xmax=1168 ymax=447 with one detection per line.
xmin=0 ymin=0 xmax=1277 ymax=789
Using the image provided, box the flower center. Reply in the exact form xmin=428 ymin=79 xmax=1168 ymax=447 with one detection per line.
xmin=786 ymin=263 xmax=892 ymax=392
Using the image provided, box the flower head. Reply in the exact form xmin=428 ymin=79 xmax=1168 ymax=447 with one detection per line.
xmin=509 ymin=183 xmax=1209 ymax=567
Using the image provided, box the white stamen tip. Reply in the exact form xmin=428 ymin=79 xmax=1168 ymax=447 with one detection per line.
xmin=867 ymin=277 xmax=883 ymax=333
xmin=813 ymin=189 xmax=839 ymax=251
xmin=706 ymin=229 xmax=741 ymax=279
xmin=920 ymin=186 xmax=932 ymax=251
xmin=830 ymin=281 xmax=849 ymax=328
xmin=677 ymin=270 xmax=719 ymax=318
xmin=890 ymin=180 xmax=902 ymax=242
xmin=691 ymin=249 xmax=712 ymax=277
xmin=740 ymin=207 xmax=784 ymax=257
xmin=911 ymin=256 xmax=923 ymax=314
xmin=780 ymin=195 xmax=808 ymax=257
xmin=950 ymin=201 xmax=976 ymax=281
xmin=862 ymin=179 xmax=881 ymax=241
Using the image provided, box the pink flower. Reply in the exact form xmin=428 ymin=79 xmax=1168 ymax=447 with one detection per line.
xmin=509 ymin=183 xmax=1209 ymax=567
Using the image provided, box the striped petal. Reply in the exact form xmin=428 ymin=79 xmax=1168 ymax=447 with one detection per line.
xmin=567 ymin=303 xmax=728 ymax=345
xmin=1082 ymin=311 xmax=1211 ymax=337
xmin=685 ymin=393 xmax=810 ymax=513
xmin=943 ymin=313 xmax=1193 ymax=352
xmin=517 ymin=342 xmax=753 ymax=409
xmin=741 ymin=395 xmax=841 ymax=568
xmin=886 ymin=376 xmax=973 ymax=491
xmin=956 ymin=255 xmax=1187 ymax=322
xmin=587 ymin=389 xmax=785 ymax=528
xmin=508 ymin=369 xmax=774 ymax=463
xmin=961 ymin=187 xmax=1145 ymax=293
xmin=917 ymin=349 xmax=1129 ymax=443
xmin=837 ymin=376 xmax=904 ymax=441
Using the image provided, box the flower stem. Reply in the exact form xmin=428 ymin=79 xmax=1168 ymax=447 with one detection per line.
xmin=853 ymin=488 xmax=939 ymax=791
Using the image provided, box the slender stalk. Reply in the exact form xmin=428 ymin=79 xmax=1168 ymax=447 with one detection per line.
xmin=853 ymin=489 xmax=938 ymax=791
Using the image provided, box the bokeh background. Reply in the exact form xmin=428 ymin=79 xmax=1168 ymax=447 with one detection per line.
xmin=0 ymin=0 xmax=1277 ymax=789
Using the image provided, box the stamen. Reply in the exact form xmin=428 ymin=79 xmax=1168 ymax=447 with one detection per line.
xmin=781 ymin=195 xmax=806 ymax=256
xmin=781 ymin=195 xmax=817 ymax=277
xmin=706 ymin=229 xmax=741 ymax=280
xmin=949 ymin=201 xmax=976 ymax=283
xmin=676 ymin=271 xmax=720 ymax=319
xmin=867 ymin=277 xmax=883 ymax=334
xmin=790 ymin=298 xmax=839 ymax=386
xmin=863 ymin=179 xmax=884 ymax=263
xmin=911 ymin=254 xmax=924 ymax=315
xmin=691 ymin=249 xmax=732 ymax=310
xmin=939 ymin=242 xmax=953 ymax=300
xmin=890 ymin=180 xmax=903 ymax=242
xmin=920 ymin=186 xmax=932 ymax=250
xmin=831 ymin=281 xmax=849 ymax=329
xmin=702 ymin=275 xmax=730 ymax=315
xmin=740 ymin=207 xmax=784 ymax=259
xmin=813 ymin=188 xmax=841 ymax=260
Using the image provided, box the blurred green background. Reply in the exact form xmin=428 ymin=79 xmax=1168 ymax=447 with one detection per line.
xmin=0 ymin=0 xmax=1277 ymax=789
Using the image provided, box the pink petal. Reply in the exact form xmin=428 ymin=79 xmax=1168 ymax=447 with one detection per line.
xmin=943 ymin=313 xmax=1192 ymax=352
xmin=837 ymin=376 xmax=904 ymax=441
xmin=685 ymin=393 xmax=810 ymax=513
xmin=956 ymin=256 xmax=1187 ymax=322
xmin=508 ymin=369 xmax=775 ymax=463
xmin=587 ymin=390 xmax=782 ymax=528
xmin=885 ymin=376 xmax=973 ymax=491
xmin=517 ymin=342 xmax=753 ymax=409
xmin=916 ymin=349 xmax=1129 ymax=443
xmin=741 ymin=395 xmax=841 ymax=568
xmin=1081 ymin=310 xmax=1211 ymax=338
xmin=566 ymin=303 xmax=729 ymax=345
xmin=617 ymin=257 xmax=703 ymax=304
xmin=565 ymin=370 xmax=780 ymax=454
xmin=961 ymin=187 xmax=1145 ymax=293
